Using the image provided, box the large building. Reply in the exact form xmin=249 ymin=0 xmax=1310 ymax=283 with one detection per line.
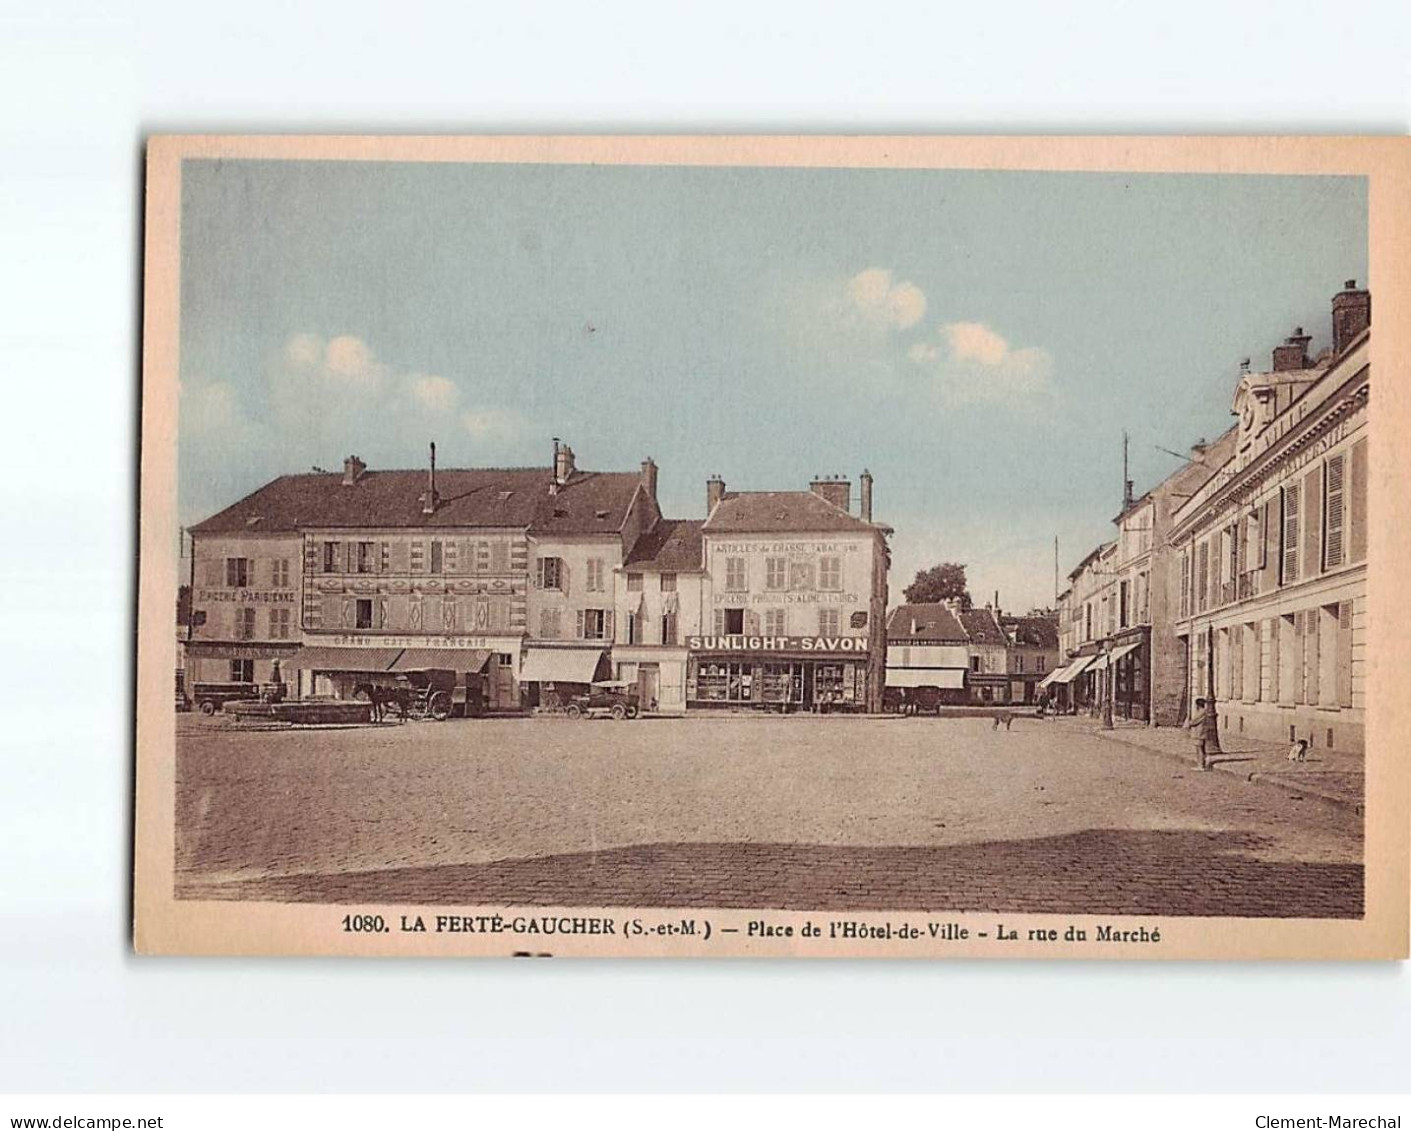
xmin=686 ymin=472 xmax=892 ymax=712
xmin=1169 ymin=282 xmax=1370 ymax=754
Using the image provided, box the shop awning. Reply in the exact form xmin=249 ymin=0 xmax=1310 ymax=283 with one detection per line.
xmin=885 ymin=668 xmax=966 ymax=689
xmin=520 ymin=647 xmax=603 ymax=684
xmin=389 ymin=648 xmax=493 ymax=673
xmin=1108 ymin=642 xmax=1141 ymax=665
xmin=1049 ymin=655 xmax=1096 ymax=685
xmin=1038 ymin=668 xmax=1063 ymax=689
xmin=290 ymin=646 xmax=402 ymax=672
xmin=1089 ymin=652 xmax=1110 ymax=672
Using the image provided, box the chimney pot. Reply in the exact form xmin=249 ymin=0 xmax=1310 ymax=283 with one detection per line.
xmin=342 ymin=455 xmax=367 ymax=486
xmin=640 ymin=457 xmax=658 ymax=503
xmin=1331 ymin=279 xmax=1371 ymax=356
xmin=859 ymin=468 xmax=874 ymax=522
xmin=809 ymin=476 xmax=851 ymax=513
xmin=707 ymin=475 xmax=726 ymax=513
xmin=421 ymin=442 xmax=438 ymax=514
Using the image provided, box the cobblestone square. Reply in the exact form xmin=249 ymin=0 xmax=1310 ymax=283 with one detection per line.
xmin=175 ymin=714 xmax=1363 ymax=917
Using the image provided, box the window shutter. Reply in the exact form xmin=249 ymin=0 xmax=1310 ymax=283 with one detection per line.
xmin=1282 ymin=485 xmax=1300 ymax=584
xmin=1349 ymin=438 xmax=1368 ymax=563
xmin=560 ymin=560 xmax=570 ymax=596
xmin=603 ymin=610 xmax=614 ymax=641
xmin=1303 ymin=467 xmax=1321 ymax=579
xmin=1236 ymin=517 xmax=1248 ymax=578
xmin=1338 ymin=600 xmax=1354 ymax=707
xmin=380 ymin=542 xmax=390 ymax=574
xmin=1231 ymin=625 xmax=1243 ymax=701
xmin=713 ymin=608 xmax=724 ymax=634
xmin=1267 ymin=617 xmax=1280 ymax=703
xmin=744 ymin=609 xmax=760 ymax=635
xmin=576 ymin=609 xmax=586 ymax=639
xmin=1261 ymin=499 xmax=1277 ymax=585
xmin=1306 ymin=609 xmax=1321 ymax=706
xmin=1324 ymin=454 xmax=1346 ymax=569
xmin=534 ymin=558 xmax=544 ymax=588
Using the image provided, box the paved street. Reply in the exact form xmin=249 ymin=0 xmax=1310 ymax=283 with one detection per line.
xmin=175 ymin=714 xmax=1363 ymax=917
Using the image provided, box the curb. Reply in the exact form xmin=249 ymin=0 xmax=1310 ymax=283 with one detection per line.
xmin=1084 ymin=726 xmax=1364 ymax=815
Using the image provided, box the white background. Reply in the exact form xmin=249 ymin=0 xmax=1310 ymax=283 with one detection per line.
xmin=2 ymin=0 xmax=1409 ymax=1094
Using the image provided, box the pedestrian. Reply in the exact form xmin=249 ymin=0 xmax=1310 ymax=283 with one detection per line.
xmin=1189 ymin=697 xmax=1214 ymax=771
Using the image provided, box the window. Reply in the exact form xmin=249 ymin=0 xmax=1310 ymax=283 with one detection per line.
xmin=536 ymin=557 xmax=564 ymax=590
xmin=230 ymin=659 xmax=254 ymax=683
xmin=765 ymin=557 xmax=786 ymax=591
xmin=1119 ymin=580 xmax=1130 ymax=628
xmin=694 ymin=660 xmax=753 ymax=703
xmin=723 ymin=608 xmax=745 ymax=634
xmin=226 ymin=557 xmax=250 ymax=588
xmin=970 ymin=656 xmax=982 ymax=673
xmin=725 ymin=557 xmax=747 ymax=592
xmin=581 ymin=608 xmax=607 ymax=640
xmin=764 ymin=608 xmax=787 ymax=636
xmin=627 ymin=610 xmax=643 ymax=644
xmin=268 ymin=608 xmax=291 ymax=639
xmin=1179 ymin=551 xmax=1191 ymax=619
xmin=271 ymin=559 xmax=291 ymax=588
xmin=1197 ymin=541 xmax=1209 ymax=612
xmin=355 ymin=599 xmax=373 ymax=630
xmin=322 ymin=542 xmax=340 ymax=574
xmin=429 ymin=540 xmax=443 ymax=575
xmin=358 ymin=541 xmax=376 ymax=574
xmin=1014 ymin=655 xmax=1025 ymax=673
xmin=661 ymin=611 xmax=678 ymax=645
xmin=626 ymin=572 xmax=643 ymax=592
xmin=586 ymin=559 xmax=605 ymax=592
xmin=819 ymin=556 xmax=842 ymax=591
xmin=1281 ymin=483 xmax=1301 ymax=585
xmin=660 ymin=572 xmax=677 ymax=592
xmin=1324 ymin=454 xmax=1346 ymax=569
xmin=818 ymin=608 xmax=841 ymax=635
xmin=237 ymin=607 xmax=256 ymax=640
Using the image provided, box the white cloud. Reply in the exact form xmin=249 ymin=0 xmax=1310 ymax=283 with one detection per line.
xmin=462 ymin=408 xmax=526 ymax=443
xmin=908 ymin=320 xmax=1054 ymax=404
xmin=409 ymin=374 xmax=459 ymax=412
xmin=845 ymin=268 xmax=927 ymax=331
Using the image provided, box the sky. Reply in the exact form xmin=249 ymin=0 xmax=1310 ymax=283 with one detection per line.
xmin=178 ymin=160 xmax=1366 ymax=612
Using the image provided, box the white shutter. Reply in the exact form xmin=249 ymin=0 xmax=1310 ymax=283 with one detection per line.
xmin=1282 ymin=484 xmax=1300 ymax=584
xmin=1324 ymin=454 xmax=1345 ymax=569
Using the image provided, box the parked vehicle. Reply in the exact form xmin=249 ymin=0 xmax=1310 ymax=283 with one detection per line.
xmin=191 ymin=681 xmax=274 ymax=716
xmin=565 ymin=680 xmax=640 ymax=720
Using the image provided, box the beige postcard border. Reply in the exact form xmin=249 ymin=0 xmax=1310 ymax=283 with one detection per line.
xmin=135 ymin=135 xmax=1411 ymax=959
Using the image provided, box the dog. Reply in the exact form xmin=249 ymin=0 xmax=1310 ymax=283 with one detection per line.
xmin=1287 ymin=737 xmax=1310 ymax=762
xmin=992 ymin=711 xmax=1014 ymax=731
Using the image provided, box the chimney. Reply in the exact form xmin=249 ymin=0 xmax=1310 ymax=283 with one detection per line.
xmin=910 ymin=617 xmax=919 ymax=635
xmin=421 ymin=442 xmax=438 ymax=514
xmin=640 ymin=457 xmax=658 ymax=504
xmin=342 ymin=455 xmax=366 ymax=486
xmin=1272 ymin=327 xmax=1312 ymax=372
xmin=706 ymin=475 xmax=725 ymax=513
xmin=859 ymin=469 xmax=874 ymax=522
xmin=1331 ymin=279 xmax=1371 ymax=356
xmin=809 ymin=475 xmax=851 ymax=513
xmin=553 ymin=440 xmax=575 ymax=486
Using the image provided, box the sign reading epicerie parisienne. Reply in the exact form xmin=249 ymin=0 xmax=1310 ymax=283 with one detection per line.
xmin=687 ymin=635 xmax=869 ymax=653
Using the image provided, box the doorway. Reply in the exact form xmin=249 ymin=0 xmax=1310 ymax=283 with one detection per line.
xmin=638 ymin=664 xmax=660 ymax=713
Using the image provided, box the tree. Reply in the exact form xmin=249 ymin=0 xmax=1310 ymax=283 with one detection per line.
xmin=903 ymin=562 xmax=972 ymax=608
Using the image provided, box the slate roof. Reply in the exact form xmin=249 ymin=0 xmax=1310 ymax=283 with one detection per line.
xmin=1002 ymin=615 xmax=1060 ymax=650
xmin=959 ymin=608 xmax=1008 ymax=646
xmin=189 ymin=467 xmax=643 ymax=536
xmin=624 ymin=519 xmax=705 ymax=572
xmin=886 ymin=604 xmax=968 ymax=642
xmin=703 ymin=490 xmax=880 ymax=534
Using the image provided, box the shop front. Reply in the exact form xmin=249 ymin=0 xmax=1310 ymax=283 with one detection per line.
xmin=685 ymin=635 xmax=871 ymax=712
xmin=519 ymin=645 xmax=609 ymax=711
xmin=183 ymin=640 xmax=302 ymax=694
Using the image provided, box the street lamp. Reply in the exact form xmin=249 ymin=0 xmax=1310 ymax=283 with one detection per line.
xmin=1101 ymin=640 xmax=1114 ymax=729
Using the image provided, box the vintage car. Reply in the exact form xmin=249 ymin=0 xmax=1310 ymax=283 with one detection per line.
xmin=191 ymin=681 xmax=283 ymax=716
xmin=564 ymin=680 xmax=641 ymax=720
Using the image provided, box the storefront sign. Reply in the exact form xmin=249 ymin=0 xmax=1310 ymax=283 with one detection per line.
xmin=195 ymin=589 xmax=296 ymax=604
xmin=318 ymin=633 xmax=507 ymax=649
xmin=184 ymin=641 xmax=300 ymax=660
xmin=710 ymin=541 xmax=860 ymax=555
xmin=713 ymin=591 xmax=859 ymax=606
xmin=687 ymin=635 xmax=869 ymax=653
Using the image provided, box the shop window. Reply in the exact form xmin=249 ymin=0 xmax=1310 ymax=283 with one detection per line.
xmin=586 ymin=559 xmax=605 ymax=592
xmin=660 ymin=572 xmax=677 ymax=592
xmin=725 ymin=557 xmax=747 ymax=592
xmin=819 ymin=556 xmax=842 ymax=591
xmin=230 ymin=659 xmax=254 ymax=683
xmin=429 ymin=541 xmax=443 ymax=575
xmin=761 ymin=662 xmax=804 ymax=704
xmin=695 ymin=661 xmax=753 ymax=702
xmin=355 ymin=599 xmax=373 ymax=630
xmin=764 ymin=608 xmax=787 ymax=636
xmin=818 ymin=608 xmax=841 ymax=635
xmin=322 ymin=542 xmax=340 ymax=574
xmin=226 ymin=557 xmax=250 ymax=588
xmin=626 ymin=572 xmax=643 ymax=592
xmin=358 ymin=541 xmax=376 ymax=574
xmin=765 ymin=558 xmax=786 ymax=591
xmin=536 ymin=557 xmax=564 ymax=590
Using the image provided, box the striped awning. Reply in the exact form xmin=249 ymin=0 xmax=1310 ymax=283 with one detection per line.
xmin=389 ymin=648 xmax=493 ymax=673
xmin=1108 ymin=642 xmax=1141 ymax=665
xmin=885 ymin=668 xmax=966 ymax=689
xmin=290 ymin=646 xmax=403 ymax=672
xmin=1048 ymin=655 xmax=1097 ymax=685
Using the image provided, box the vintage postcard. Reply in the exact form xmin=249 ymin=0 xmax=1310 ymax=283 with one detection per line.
xmin=135 ymin=136 xmax=1410 ymax=958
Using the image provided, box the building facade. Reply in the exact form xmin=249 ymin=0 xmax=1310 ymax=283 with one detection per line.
xmin=884 ymin=603 xmax=971 ymax=707
xmin=1170 ymin=283 xmax=1370 ymax=754
xmin=685 ymin=473 xmax=891 ymax=712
